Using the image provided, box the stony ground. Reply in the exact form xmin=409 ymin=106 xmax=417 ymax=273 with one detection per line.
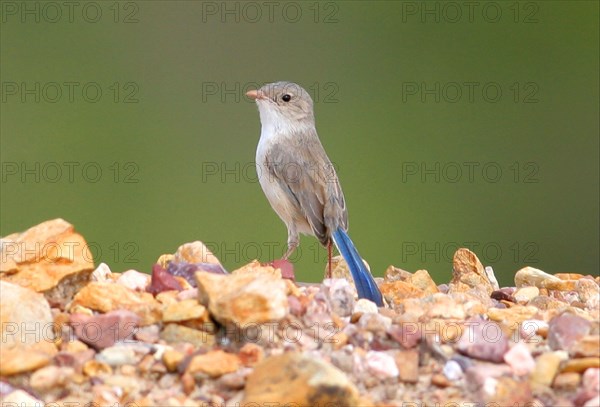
xmin=1 ymin=219 xmax=599 ymax=406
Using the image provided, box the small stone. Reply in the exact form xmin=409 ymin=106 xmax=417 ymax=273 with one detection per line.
xmin=0 ymin=219 xmax=94 ymax=301
xmin=97 ymin=345 xmax=139 ymax=366
xmin=487 ymin=305 xmax=538 ymax=328
xmin=162 ymin=349 xmax=184 ymax=372
xmin=323 ymin=278 xmax=355 ymax=317
xmin=411 ymin=269 xmax=440 ymax=295
xmin=134 ymin=325 xmax=160 ymax=343
xmin=578 ymin=368 xmax=600 ymax=405
xmin=449 ymin=248 xmax=493 ymax=296
xmin=553 ymin=372 xmax=581 ymax=390
xmin=515 ymin=267 xmax=573 ymax=290
xmin=83 ymin=359 xmax=112 ymax=377
xmin=174 ymin=241 xmax=221 ymax=265
xmin=0 ymin=281 xmax=57 ymax=375
xmin=381 ymin=280 xmax=426 ymax=303
xmin=457 ymin=319 xmax=509 ymax=362
xmin=388 ymin=322 xmax=421 ymax=348
xmin=503 ymin=342 xmax=535 ymax=376
xmin=147 ymin=263 xmax=183 ymax=295
xmin=561 ymin=357 xmax=600 ymax=373
xmin=394 ymin=349 xmax=419 ymax=383
xmin=353 ymin=298 xmax=379 ymax=314
xmin=160 ymin=323 xmax=215 ymax=347
xmin=571 ymin=335 xmax=600 ymax=357
xmin=70 ymin=310 xmax=140 ymax=349
xmin=162 ymin=299 xmax=208 ymax=323
xmin=239 ymin=342 xmax=264 ymax=366
xmin=514 ymin=286 xmax=540 ymax=304
xmin=91 ymin=263 xmax=112 ymax=282
xmin=30 ymin=365 xmax=75 ymax=391
xmin=70 ymin=281 xmax=162 ymax=325
xmin=365 ymin=350 xmax=399 ymax=379
xmin=1 ymin=390 xmax=43 ymax=406
xmin=484 ymin=266 xmax=500 ymax=291
xmin=483 ymin=376 xmax=533 ymax=405
xmin=242 ymin=352 xmax=360 ymax=406
xmin=196 ymin=271 xmax=288 ymax=327
xmin=187 ymin=350 xmax=241 ymax=378
xmin=576 ymin=278 xmax=600 ymax=309
xmin=531 ymin=351 xmax=566 ymax=387
xmin=357 ymin=312 xmax=392 ymax=333
xmin=548 ymin=312 xmax=591 ymax=351
xmin=443 ymin=360 xmax=464 ymax=381
xmin=117 ymin=269 xmax=151 ymax=291
xmin=431 ymin=373 xmax=451 ymax=387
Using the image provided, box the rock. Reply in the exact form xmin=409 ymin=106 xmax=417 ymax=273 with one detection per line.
xmin=323 ymin=278 xmax=355 ymax=317
xmin=30 ymin=365 xmax=75 ymax=391
xmin=0 ymin=219 xmax=94 ymax=304
xmin=482 ymin=376 xmax=533 ymax=405
xmin=394 ymin=349 xmax=419 ymax=383
xmin=0 ymin=281 xmax=57 ymax=375
xmin=514 ymin=286 xmax=540 ymax=304
xmin=553 ymin=372 xmax=581 ymax=390
xmin=484 ymin=266 xmax=500 ymax=291
xmin=548 ymin=313 xmax=592 ymax=351
xmin=457 ymin=319 xmax=509 ymax=362
xmin=443 ymin=360 xmax=464 ymax=381
xmin=364 ymin=350 xmax=399 ymax=379
xmin=97 ymin=345 xmax=140 ymax=366
xmin=147 ymin=263 xmax=183 ymax=295
xmin=70 ymin=310 xmax=140 ymax=349
xmin=515 ymin=267 xmax=575 ymax=290
xmin=82 ymin=359 xmax=112 ymax=377
xmin=231 ymin=259 xmax=281 ymax=277
xmin=571 ymin=335 xmax=600 ymax=357
xmin=576 ymin=278 xmax=600 ymax=309
xmin=162 ymin=299 xmax=209 ymax=324
xmin=160 ymin=323 xmax=215 ymax=347
xmin=411 ymin=269 xmax=440 ymax=295
xmin=70 ymin=281 xmax=162 ymax=325
xmin=381 ymin=280 xmax=427 ymax=303
xmin=561 ymin=357 xmax=600 ymax=373
xmin=503 ymin=342 xmax=535 ymax=376
xmin=1 ymin=390 xmax=43 ymax=405
xmin=449 ymin=248 xmax=493 ymax=296
xmin=162 ymin=349 xmax=185 ymax=372
xmin=238 ymin=342 xmax=264 ymax=366
xmin=242 ymin=352 xmax=360 ymax=406
xmin=91 ymin=263 xmax=112 ymax=282
xmin=388 ymin=322 xmax=421 ymax=348
xmin=531 ymin=351 xmax=567 ymax=387
xmin=487 ymin=305 xmax=538 ymax=329
xmin=196 ymin=271 xmax=288 ymax=327
xmin=187 ymin=350 xmax=241 ymax=377
xmin=117 ymin=269 xmax=151 ymax=291
xmin=174 ymin=241 xmax=221 ymax=265
xmin=353 ymin=298 xmax=379 ymax=314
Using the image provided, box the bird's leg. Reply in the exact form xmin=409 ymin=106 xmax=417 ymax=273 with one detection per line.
xmin=327 ymin=240 xmax=333 ymax=278
xmin=283 ymin=228 xmax=299 ymax=260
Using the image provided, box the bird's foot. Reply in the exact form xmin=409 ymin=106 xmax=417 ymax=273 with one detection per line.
xmin=265 ymin=258 xmax=295 ymax=281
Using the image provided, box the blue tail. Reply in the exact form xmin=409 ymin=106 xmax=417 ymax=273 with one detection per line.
xmin=332 ymin=228 xmax=384 ymax=306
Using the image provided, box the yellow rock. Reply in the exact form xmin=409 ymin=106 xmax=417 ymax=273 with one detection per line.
xmin=243 ymin=352 xmax=360 ymax=406
xmin=70 ymin=282 xmax=162 ymax=325
xmin=186 ymin=350 xmax=241 ymax=377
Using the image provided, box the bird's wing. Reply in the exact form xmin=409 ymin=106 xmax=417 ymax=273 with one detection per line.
xmin=265 ymin=131 xmax=347 ymax=245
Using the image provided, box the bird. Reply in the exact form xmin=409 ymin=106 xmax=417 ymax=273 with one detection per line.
xmin=246 ymin=81 xmax=384 ymax=306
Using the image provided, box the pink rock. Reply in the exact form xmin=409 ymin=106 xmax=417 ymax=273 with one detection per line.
xmin=70 ymin=310 xmax=140 ymax=349
xmin=503 ymin=342 xmax=535 ymax=376
xmin=457 ymin=319 xmax=509 ymax=363
xmin=147 ymin=263 xmax=182 ymax=295
xmin=365 ymin=350 xmax=399 ymax=379
xmin=575 ymin=368 xmax=600 ymax=407
xmin=388 ymin=322 xmax=421 ymax=348
xmin=548 ymin=313 xmax=591 ymax=351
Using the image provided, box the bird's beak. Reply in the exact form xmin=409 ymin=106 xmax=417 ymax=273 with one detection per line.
xmin=246 ymin=89 xmax=265 ymax=100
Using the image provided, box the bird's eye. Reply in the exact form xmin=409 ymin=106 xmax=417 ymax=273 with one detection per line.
xmin=281 ymin=94 xmax=292 ymax=102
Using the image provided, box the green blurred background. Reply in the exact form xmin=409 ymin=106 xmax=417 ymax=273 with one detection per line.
xmin=1 ymin=1 xmax=598 ymax=287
